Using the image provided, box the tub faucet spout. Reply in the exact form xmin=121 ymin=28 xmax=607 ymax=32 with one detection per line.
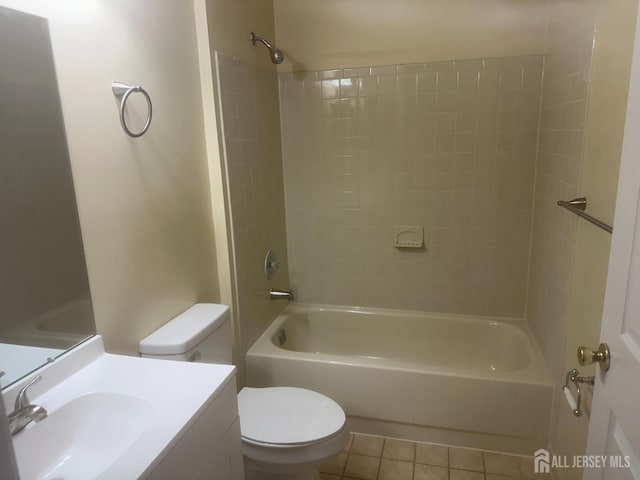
xmin=270 ymin=288 xmax=294 ymax=301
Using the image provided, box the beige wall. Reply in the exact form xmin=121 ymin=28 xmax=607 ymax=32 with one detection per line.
xmin=280 ymin=57 xmax=542 ymax=315
xmin=216 ymin=53 xmax=290 ymax=364
xmin=274 ymin=0 xmax=549 ymax=72
xmin=207 ymin=0 xmax=278 ymax=72
xmin=0 ymin=0 xmax=220 ymax=355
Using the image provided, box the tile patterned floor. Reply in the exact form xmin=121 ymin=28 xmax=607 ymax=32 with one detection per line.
xmin=320 ymin=433 xmax=550 ymax=480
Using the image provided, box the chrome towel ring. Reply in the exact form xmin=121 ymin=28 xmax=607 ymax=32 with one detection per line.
xmin=112 ymin=81 xmax=152 ymax=138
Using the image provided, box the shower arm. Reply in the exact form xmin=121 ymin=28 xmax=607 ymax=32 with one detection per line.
xmin=250 ymin=33 xmax=272 ymax=50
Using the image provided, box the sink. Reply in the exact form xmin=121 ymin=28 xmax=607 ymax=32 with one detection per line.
xmin=13 ymin=393 xmax=152 ymax=480
xmin=4 ymin=336 xmax=237 ymax=480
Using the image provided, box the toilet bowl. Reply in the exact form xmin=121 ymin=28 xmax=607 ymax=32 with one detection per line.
xmin=139 ymin=304 xmax=348 ymax=479
xmin=238 ymin=386 xmax=349 ymax=480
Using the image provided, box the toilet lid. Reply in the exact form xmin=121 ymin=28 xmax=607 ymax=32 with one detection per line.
xmin=237 ymin=387 xmax=346 ymax=446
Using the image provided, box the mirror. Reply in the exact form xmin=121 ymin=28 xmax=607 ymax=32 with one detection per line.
xmin=0 ymin=6 xmax=96 ymax=388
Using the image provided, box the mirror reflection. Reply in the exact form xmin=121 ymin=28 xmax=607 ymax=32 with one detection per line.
xmin=0 ymin=6 xmax=96 ymax=388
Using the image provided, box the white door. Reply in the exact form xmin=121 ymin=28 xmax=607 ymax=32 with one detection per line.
xmin=584 ymin=7 xmax=640 ymax=480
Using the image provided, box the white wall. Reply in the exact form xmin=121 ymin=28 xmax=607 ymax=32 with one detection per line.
xmin=274 ymin=0 xmax=549 ymax=72
xmin=0 ymin=0 xmax=220 ymax=355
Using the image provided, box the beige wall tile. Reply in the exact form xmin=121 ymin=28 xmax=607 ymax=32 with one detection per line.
xmin=281 ymin=56 xmax=541 ymax=316
xmin=216 ymin=53 xmax=290 ymax=379
xmin=525 ymin=15 xmax=595 ymax=467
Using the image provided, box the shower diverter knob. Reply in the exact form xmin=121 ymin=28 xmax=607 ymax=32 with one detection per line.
xmin=264 ymin=250 xmax=280 ymax=280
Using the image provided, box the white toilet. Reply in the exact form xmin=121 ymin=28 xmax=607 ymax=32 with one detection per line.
xmin=139 ymin=304 xmax=349 ymax=480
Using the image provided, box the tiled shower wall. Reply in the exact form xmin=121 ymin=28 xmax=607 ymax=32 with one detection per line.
xmin=526 ymin=26 xmax=595 ymax=445
xmin=280 ymin=56 xmax=542 ymax=316
xmin=527 ymin=28 xmax=594 ymax=379
xmin=216 ymin=53 xmax=290 ymax=358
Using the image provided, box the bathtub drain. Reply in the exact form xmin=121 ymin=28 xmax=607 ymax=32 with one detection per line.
xmin=275 ymin=328 xmax=287 ymax=346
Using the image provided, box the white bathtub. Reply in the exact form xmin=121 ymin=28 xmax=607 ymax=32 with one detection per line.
xmin=246 ymin=304 xmax=553 ymax=454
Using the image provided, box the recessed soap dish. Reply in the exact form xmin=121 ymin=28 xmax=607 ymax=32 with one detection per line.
xmin=394 ymin=226 xmax=424 ymax=248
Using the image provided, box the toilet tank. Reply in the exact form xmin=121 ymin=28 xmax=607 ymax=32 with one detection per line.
xmin=139 ymin=304 xmax=232 ymax=365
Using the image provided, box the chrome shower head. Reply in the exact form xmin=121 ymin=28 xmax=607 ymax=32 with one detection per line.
xmin=250 ymin=32 xmax=285 ymax=64
xmin=270 ymin=47 xmax=284 ymax=65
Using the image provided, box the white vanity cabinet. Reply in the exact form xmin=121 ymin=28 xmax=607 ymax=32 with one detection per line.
xmin=146 ymin=377 xmax=245 ymax=479
xmin=4 ymin=336 xmax=244 ymax=479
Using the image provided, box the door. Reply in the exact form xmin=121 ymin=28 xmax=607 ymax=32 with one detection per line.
xmin=584 ymin=7 xmax=640 ymax=480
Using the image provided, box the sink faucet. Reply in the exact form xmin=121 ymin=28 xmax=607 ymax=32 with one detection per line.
xmin=269 ymin=288 xmax=294 ymax=301
xmin=7 ymin=376 xmax=47 ymax=436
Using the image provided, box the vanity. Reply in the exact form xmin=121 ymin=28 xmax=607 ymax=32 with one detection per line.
xmin=4 ymin=337 xmax=244 ymax=479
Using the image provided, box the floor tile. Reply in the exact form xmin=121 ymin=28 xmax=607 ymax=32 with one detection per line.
xmin=383 ymin=438 xmax=416 ymax=462
xmin=379 ymin=458 xmax=414 ymax=480
xmin=518 ymin=457 xmax=534 ymax=478
xmin=518 ymin=455 xmax=550 ymax=478
xmin=415 ymin=443 xmax=449 ymax=467
xmin=413 ymin=463 xmax=448 ymax=480
xmin=344 ymin=433 xmax=354 ymax=453
xmin=450 ymin=468 xmax=485 ymax=480
xmin=487 ymin=474 xmax=518 ymax=480
xmin=484 ymin=452 xmax=521 ymax=476
xmin=449 ymin=447 xmax=484 ymax=472
xmin=336 ymin=431 xmax=539 ymax=480
xmin=344 ymin=453 xmax=381 ymax=480
xmin=319 ymin=452 xmax=348 ymax=475
xmin=352 ymin=434 xmax=385 ymax=457
xmin=319 ymin=474 xmax=340 ymax=480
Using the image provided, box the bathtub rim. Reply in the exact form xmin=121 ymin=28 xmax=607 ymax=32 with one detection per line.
xmin=247 ymin=302 xmax=553 ymax=386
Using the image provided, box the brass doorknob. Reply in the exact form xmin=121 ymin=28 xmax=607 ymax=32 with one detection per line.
xmin=577 ymin=343 xmax=610 ymax=371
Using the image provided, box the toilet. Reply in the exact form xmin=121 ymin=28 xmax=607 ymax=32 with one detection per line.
xmin=139 ymin=303 xmax=349 ymax=480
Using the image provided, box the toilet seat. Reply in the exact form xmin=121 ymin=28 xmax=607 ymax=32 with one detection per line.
xmin=238 ymin=387 xmax=346 ymax=447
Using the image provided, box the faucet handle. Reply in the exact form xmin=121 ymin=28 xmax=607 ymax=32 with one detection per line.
xmin=15 ymin=375 xmax=42 ymax=410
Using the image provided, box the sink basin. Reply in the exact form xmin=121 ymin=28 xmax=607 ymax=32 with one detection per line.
xmin=13 ymin=392 xmax=153 ymax=480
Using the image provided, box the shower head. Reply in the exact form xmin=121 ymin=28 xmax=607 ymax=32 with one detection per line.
xmin=250 ymin=32 xmax=285 ymax=64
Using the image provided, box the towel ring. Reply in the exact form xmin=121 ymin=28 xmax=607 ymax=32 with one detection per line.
xmin=112 ymin=82 xmax=152 ymax=138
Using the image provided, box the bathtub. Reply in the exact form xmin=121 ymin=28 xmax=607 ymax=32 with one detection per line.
xmin=246 ymin=304 xmax=552 ymax=454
